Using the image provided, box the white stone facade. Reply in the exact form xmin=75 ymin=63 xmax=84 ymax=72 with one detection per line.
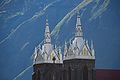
xmin=33 ymin=14 xmax=95 ymax=65
xmin=33 ymin=19 xmax=63 ymax=64
xmin=64 ymin=15 xmax=95 ymax=60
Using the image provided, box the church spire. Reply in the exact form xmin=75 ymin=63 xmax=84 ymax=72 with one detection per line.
xmin=91 ymin=40 xmax=95 ymax=56
xmin=75 ymin=14 xmax=83 ymax=37
xmin=44 ymin=18 xmax=51 ymax=44
xmin=64 ymin=41 xmax=68 ymax=57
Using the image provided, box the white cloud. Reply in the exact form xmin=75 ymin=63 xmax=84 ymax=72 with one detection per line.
xmin=51 ymin=0 xmax=93 ymax=37
xmin=21 ymin=42 xmax=29 ymax=51
xmin=0 ymin=0 xmax=60 ymax=45
xmin=89 ymin=0 xmax=110 ymax=21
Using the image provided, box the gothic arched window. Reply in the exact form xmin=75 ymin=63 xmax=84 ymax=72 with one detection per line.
xmin=83 ymin=66 xmax=88 ymax=80
xmin=68 ymin=66 xmax=71 ymax=80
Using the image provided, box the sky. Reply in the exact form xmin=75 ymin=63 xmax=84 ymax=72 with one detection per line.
xmin=0 ymin=0 xmax=120 ymax=80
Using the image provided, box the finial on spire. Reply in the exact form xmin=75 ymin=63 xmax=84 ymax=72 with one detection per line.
xmin=91 ymin=40 xmax=93 ymax=49
xmin=64 ymin=41 xmax=68 ymax=57
xmin=44 ymin=18 xmax=51 ymax=44
xmin=91 ymin=40 xmax=95 ymax=56
xmin=75 ymin=13 xmax=83 ymax=37
xmin=46 ymin=18 xmax=49 ymax=26
xmin=76 ymin=13 xmax=81 ymax=26
xmin=38 ymin=44 xmax=41 ymax=49
xmin=35 ymin=47 xmax=37 ymax=54
xmin=45 ymin=18 xmax=49 ymax=32
xmin=65 ymin=41 xmax=67 ymax=45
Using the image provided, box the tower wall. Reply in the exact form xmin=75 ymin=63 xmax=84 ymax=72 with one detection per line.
xmin=63 ymin=59 xmax=95 ymax=80
xmin=32 ymin=14 xmax=96 ymax=80
xmin=32 ymin=63 xmax=63 ymax=80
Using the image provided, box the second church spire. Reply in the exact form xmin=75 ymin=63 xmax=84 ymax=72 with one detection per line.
xmin=44 ymin=19 xmax=51 ymax=44
xmin=75 ymin=14 xmax=83 ymax=37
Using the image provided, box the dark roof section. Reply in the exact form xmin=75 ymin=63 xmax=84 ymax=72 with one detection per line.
xmin=96 ymin=69 xmax=120 ymax=80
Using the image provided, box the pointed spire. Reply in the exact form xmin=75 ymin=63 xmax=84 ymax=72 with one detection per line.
xmin=65 ymin=41 xmax=67 ymax=48
xmin=58 ymin=46 xmax=62 ymax=58
xmin=91 ymin=40 xmax=93 ymax=49
xmin=65 ymin=41 xmax=67 ymax=46
xmin=86 ymin=40 xmax=89 ymax=48
xmin=55 ymin=44 xmax=57 ymax=49
xmin=76 ymin=13 xmax=81 ymax=27
xmin=58 ymin=46 xmax=61 ymax=53
xmin=38 ymin=45 xmax=42 ymax=54
xmin=75 ymin=13 xmax=83 ymax=37
xmin=44 ymin=18 xmax=51 ymax=44
xmin=33 ymin=47 xmax=37 ymax=62
xmin=45 ymin=18 xmax=49 ymax=33
xmin=38 ymin=44 xmax=41 ymax=49
xmin=91 ymin=40 xmax=95 ymax=56
xmin=64 ymin=41 xmax=67 ymax=57
xmin=34 ymin=47 xmax=37 ymax=54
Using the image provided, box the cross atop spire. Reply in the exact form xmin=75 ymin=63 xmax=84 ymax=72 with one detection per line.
xmin=75 ymin=14 xmax=83 ymax=37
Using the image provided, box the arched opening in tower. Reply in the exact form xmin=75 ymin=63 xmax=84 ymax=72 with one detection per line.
xmin=68 ymin=66 xmax=71 ymax=80
xmin=83 ymin=65 xmax=88 ymax=80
